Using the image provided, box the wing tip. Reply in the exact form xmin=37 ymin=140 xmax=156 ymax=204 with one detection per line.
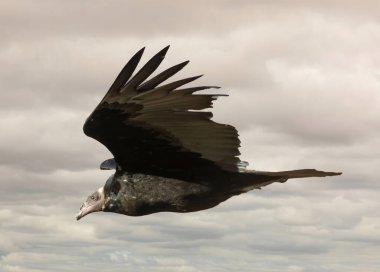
xmin=160 ymin=45 xmax=170 ymax=56
xmin=135 ymin=47 xmax=146 ymax=58
xmin=172 ymin=60 xmax=190 ymax=71
xmin=181 ymin=60 xmax=190 ymax=66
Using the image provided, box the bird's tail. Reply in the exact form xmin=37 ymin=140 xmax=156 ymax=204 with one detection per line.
xmin=230 ymin=169 xmax=342 ymax=192
xmin=252 ymin=169 xmax=342 ymax=179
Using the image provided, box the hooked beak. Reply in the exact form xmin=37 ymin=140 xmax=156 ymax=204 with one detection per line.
xmin=76 ymin=203 xmax=87 ymax=220
xmin=76 ymin=210 xmax=84 ymax=221
xmin=76 ymin=203 xmax=98 ymax=221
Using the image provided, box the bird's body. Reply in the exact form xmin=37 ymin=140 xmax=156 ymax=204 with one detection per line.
xmin=103 ymin=172 xmax=215 ymax=216
xmin=101 ymin=169 xmax=268 ymax=216
xmin=76 ymin=46 xmax=341 ymax=220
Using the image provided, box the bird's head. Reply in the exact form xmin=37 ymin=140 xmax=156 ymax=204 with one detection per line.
xmin=76 ymin=187 xmax=106 ymax=220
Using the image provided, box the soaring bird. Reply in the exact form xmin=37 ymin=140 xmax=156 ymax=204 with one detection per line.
xmin=76 ymin=46 xmax=341 ymax=220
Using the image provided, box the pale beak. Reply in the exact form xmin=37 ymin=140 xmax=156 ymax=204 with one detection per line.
xmin=76 ymin=210 xmax=84 ymax=220
xmin=76 ymin=203 xmax=96 ymax=221
xmin=76 ymin=203 xmax=86 ymax=220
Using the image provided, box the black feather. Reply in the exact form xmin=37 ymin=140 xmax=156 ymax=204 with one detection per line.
xmin=124 ymin=45 xmax=170 ymax=90
xmin=106 ymin=47 xmax=145 ymax=97
xmin=137 ymin=60 xmax=190 ymax=92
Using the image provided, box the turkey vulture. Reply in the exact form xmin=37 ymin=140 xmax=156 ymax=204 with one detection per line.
xmin=76 ymin=46 xmax=341 ymax=220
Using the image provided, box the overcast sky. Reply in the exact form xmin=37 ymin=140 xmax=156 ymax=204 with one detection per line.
xmin=1 ymin=1 xmax=380 ymax=271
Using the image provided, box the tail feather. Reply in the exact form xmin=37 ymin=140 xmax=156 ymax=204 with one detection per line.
xmin=251 ymin=169 xmax=342 ymax=179
xmin=231 ymin=169 xmax=341 ymax=193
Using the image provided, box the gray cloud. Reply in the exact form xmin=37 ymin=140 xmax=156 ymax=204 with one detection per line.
xmin=1 ymin=1 xmax=379 ymax=272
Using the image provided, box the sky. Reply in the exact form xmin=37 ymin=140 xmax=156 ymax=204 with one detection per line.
xmin=1 ymin=0 xmax=380 ymax=271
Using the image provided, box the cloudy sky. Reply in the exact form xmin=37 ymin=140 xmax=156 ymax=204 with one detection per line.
xmin=1 ymin=1 xmax=380 ymax=271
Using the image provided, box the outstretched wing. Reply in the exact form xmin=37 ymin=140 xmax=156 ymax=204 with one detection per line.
xmin=84 ymin=46 xmax=242 ymax=180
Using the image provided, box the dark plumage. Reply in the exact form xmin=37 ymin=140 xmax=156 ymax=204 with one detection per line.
xmin=76 ymin=46 xmax=341 ymax=220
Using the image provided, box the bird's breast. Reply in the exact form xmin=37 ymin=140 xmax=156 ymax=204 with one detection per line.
xmin=104 ymin=173 xmax=215 ymax=216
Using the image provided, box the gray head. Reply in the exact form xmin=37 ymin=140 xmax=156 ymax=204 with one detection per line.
xmin=76 ymin=187 xmax=106 ymax=220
